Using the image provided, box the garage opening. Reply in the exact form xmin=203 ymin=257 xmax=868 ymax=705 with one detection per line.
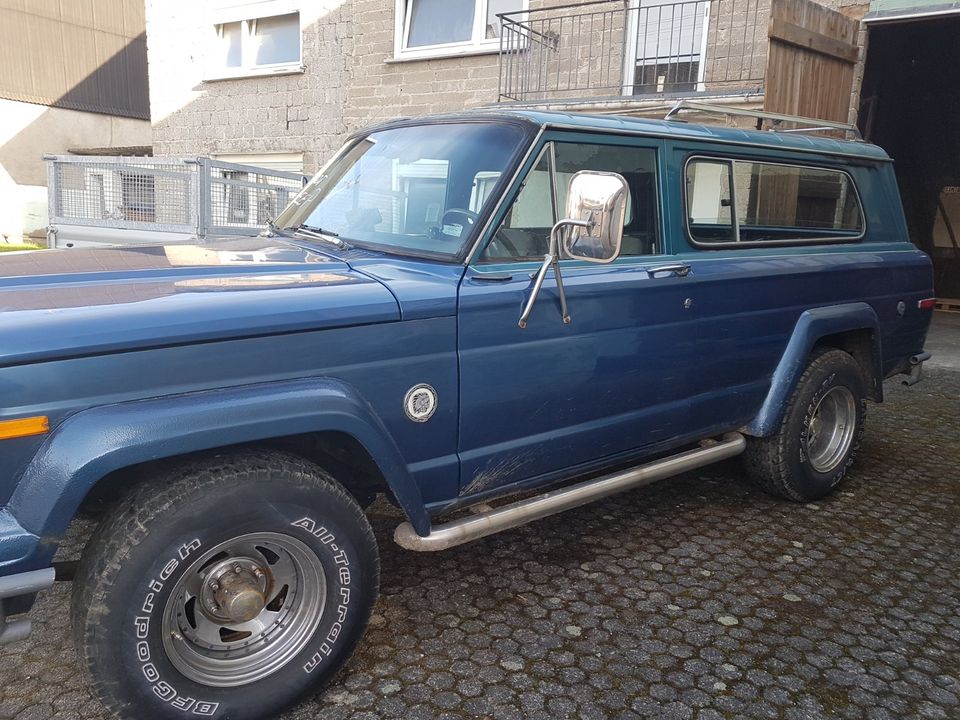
xmin=859 ymin=16 xmax=960 ymax=303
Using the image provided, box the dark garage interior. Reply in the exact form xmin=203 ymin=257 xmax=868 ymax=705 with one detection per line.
xmin=859 ymin=17 xmax=960 ymax=301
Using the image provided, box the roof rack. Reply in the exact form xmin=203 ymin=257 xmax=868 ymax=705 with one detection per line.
xmin=664 ymin=100 xmax=862 ymax=141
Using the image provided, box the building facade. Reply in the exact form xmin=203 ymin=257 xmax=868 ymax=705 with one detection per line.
xmin=145 ymin=0 xmax=868 ymax=177
xmin=0 ymin=0 xmax=153 ymax=244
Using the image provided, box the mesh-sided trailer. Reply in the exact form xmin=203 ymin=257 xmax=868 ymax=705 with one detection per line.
xmin=45 ymin=156 xmax=307 ymax=248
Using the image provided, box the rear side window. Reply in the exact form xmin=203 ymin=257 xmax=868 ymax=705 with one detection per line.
xmin=685 ymin=158 xmax=864 ymax=245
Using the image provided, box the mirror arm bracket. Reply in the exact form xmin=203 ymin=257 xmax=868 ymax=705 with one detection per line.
xmin=517 ymin=219 xmax=590 ymax=329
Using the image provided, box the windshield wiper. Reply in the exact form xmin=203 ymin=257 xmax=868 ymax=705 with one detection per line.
xmin=290 ymin=224 xmax=351 ymax=250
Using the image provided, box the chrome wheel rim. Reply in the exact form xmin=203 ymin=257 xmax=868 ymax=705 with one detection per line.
xmin=805 ymin=386 xmax=857 ymax=474
xmin=161 ymin=532 xmax=325 ymax=687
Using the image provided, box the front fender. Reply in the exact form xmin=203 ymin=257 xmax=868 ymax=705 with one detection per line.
xmin=6 ymin=377 xmax=429 ymax=570
xmin=746 ymin=303 xmax=881 ymax=437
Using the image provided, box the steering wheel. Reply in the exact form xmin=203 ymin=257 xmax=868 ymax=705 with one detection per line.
xmin=437 ymin=208 xmax=479 ymax=240
xmin=486 ymin=229 xmax=521 ymax=259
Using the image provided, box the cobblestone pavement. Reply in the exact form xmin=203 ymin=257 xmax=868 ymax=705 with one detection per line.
xmin=2 ymin=370 xmax=958 ymax=720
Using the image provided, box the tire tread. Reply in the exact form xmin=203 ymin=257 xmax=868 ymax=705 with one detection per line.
xmin=743 ymin=347 xmax=865 ymax=502
xmin=71 ymin=449 xmax=378 ymax=720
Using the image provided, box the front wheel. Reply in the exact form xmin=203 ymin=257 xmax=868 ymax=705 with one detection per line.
xmin=743 ymin=347 xmax=867 ymax=501
xmin=72 ymin=450 xmax=379 ymax=720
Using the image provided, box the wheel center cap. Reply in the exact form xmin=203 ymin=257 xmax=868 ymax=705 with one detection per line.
xmin=200 ymin=558 xmax=270 ymax=624
xmin=215 ymin=572 xmax=267 ymax=623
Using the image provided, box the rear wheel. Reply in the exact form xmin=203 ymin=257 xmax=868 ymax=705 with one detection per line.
xmin=743 ymin=347 xmax=866 ymax=501
xmin=72 ymin=450 xmax=379 ymax=720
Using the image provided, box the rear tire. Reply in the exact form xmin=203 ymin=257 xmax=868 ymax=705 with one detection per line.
xmin=743 ymin=347 xmax=866 ymax=501
xmin=72 ymin=450 xmax=379 ymax=720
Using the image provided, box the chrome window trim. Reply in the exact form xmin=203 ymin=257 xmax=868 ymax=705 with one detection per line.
xmin=682 ymin=153 xmax=868 ymax=250
xmin=541 ymin=122 xmax=892 ymax=164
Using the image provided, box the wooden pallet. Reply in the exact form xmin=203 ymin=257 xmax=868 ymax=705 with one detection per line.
xmin=934 ymin=298 xmax=960 ymax=313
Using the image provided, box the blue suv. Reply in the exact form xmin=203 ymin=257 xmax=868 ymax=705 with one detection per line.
xmin=0 ymin=108 xmax=934 ymax=719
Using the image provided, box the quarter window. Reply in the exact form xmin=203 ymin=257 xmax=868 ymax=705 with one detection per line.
xmin=686 ymin=158 xmax=864 ymax=245
xmin=481 ymin=142 xmax=660 ymax=262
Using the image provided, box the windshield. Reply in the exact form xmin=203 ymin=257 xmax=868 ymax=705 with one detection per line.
xmin=274 ymin=122 xmax=528 ymax=259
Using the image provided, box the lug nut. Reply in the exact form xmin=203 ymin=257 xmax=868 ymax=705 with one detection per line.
xmin=233 ymin=564 xmax=242 ymax=574
xmin=210 ymin=582 xmax=220 ymax=591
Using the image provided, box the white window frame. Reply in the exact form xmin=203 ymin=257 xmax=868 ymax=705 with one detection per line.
xmin=620 ymin=0 xmax=711 ymax=96
xmin=391 ymin=0 xmax=528 ymax=62
xmin=206 ymin=1 xmax=304 ymax=81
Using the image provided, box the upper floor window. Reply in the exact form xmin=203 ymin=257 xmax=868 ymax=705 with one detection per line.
xmin=624 ymin=0 xmax=709 ymax=95
xmin=207 ymin=3 xmax=302 ymax=80
xmin=685 ymin=158 xmax=865 ymax=246
xmin=394 ymin=0 xmax=525 ymax=61
xmin=481 ymin=141 xmax=660 ymax=262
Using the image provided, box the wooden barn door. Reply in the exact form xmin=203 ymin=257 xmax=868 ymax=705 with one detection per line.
xmin=763 ymin=0 xmax=860 ymax=123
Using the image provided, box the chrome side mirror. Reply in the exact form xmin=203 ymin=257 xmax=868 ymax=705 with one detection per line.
xmin=518 ymin=170 xmax=629 ymax=328
xmin=560 ymin=171 xmax=628 ymax=263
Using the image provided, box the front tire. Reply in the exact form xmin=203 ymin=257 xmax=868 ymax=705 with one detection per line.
xmin=743 ymin=347 xmax=866 ymax=501
xmin=72 ymin=450 xmax=379 ymax=720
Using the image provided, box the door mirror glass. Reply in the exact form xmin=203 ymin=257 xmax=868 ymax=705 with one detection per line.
xmin=560 ymin=171 xmax=629 ymax=263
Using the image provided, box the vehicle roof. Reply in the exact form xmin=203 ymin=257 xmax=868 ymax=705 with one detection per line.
xmin=364 ymin=108 xmax=891 ymax=163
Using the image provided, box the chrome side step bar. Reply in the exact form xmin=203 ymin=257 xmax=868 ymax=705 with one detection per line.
xmin=0 ymin=567 xmax=55 ymax=645
xmin=395 ymin=432 xmax=746 ymax=552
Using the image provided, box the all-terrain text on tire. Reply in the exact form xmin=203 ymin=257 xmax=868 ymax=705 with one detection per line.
xmin=71 ymin=451 xmax=379 ymax=720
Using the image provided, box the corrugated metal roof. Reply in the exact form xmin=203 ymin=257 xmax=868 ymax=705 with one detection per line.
xmin=0 ymin=0 xmax=149 ymax=119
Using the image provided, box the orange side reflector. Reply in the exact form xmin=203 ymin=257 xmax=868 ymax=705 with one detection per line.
xmin=0 ymin=416 xmax=49 ymax=440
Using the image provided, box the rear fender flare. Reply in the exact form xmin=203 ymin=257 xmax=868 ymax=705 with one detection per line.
xmin=746 ymin=303 xmax=881 ymax=437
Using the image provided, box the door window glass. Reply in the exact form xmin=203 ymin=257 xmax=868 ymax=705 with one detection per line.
xmin=480 ymin=147 xmax=553 ymax=261
xmin=481 ymin=141 xmax=660 ymax=261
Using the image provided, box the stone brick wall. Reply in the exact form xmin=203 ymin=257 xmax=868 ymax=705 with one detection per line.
xmin=146 ymin=0 xmax=870 ymax=175
xmin=147 ymin=0 xmax=355 ymax=173
xmin=343 ymin=0 xmax=501 ymax=137
xmin=148 ymin=1 xmax=587 ymax=172
xmin=702 ymin=0 xmax=770 ymax=92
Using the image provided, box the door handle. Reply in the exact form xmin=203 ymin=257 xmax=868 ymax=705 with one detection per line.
xmin=646 ymin=263 xmax=691 ymax=278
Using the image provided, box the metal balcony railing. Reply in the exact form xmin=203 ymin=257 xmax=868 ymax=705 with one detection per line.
xmin=497 ymin=0 xmax=767 ymax=104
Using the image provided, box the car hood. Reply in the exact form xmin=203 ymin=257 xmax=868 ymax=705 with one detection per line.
xmin=0 ymin=238 xmax=400 ymax=366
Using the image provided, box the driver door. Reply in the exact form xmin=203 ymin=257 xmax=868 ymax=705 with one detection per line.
xmin=456 ymin=135 xmax=696 ymax=496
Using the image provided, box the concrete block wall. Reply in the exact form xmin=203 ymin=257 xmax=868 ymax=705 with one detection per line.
xmin=702 ymin=0 xmax=770 ymax=90
xmin=343 ymin=0 xmax=501 ymax=135
xmin=147 ymin=0 xmax=354 ymax=174
xmin=148 ymin=0 xmax=586 ymax=173
xmin=146 ymin=0 xmax=870 ymax=176
xmin=344 ymin=0 xmax=584 ymax=130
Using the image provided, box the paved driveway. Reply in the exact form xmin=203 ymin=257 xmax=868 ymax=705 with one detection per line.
xmin=2 ymin=332 xmax=958 ymax=720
